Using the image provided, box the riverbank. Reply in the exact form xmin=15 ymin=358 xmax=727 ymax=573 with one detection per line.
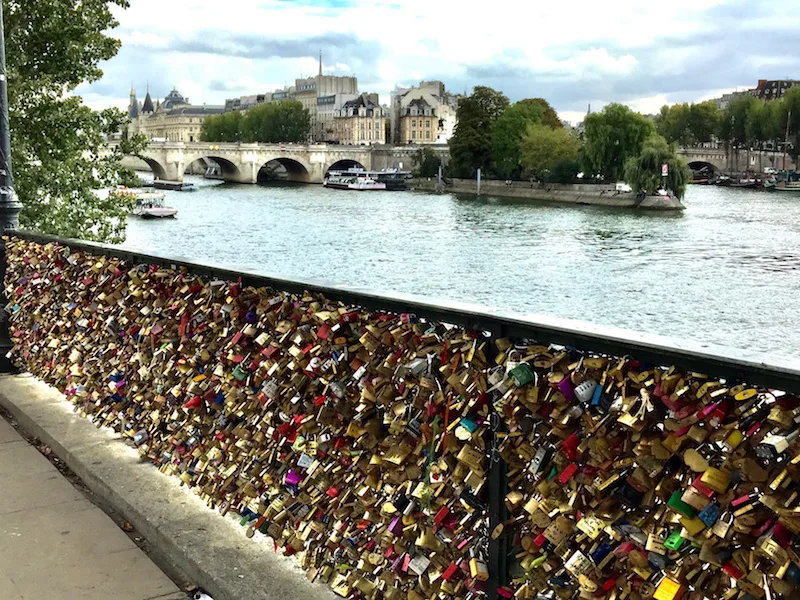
xmin=409 ymin=177 xmax=686 ymax=210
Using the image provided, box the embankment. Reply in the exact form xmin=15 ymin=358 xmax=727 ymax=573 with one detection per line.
xmin=410 ymin=178 xmax=685 ymax=210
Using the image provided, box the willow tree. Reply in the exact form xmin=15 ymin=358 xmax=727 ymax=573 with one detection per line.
xmin=624 ymin=135 xmax=691 ymax=199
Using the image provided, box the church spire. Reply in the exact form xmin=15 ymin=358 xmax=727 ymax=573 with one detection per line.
xmin=318 ymin=50 xmax=323 ymax=77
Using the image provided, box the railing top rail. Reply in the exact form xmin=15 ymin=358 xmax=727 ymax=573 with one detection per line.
xmin=11 ymin=229 xmax=800 ymax=393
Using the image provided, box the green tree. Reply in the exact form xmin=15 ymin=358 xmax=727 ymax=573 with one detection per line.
xmin=448 ymin=86 xmax=509 ymax=178
xmin=687 ymin=101 xmax=722 ymax=145
xmin=491 ymin=98 xmax=560 ymax=179
xmin=719 ymin=95 xmax=757 ymax=171
xmin=200 ymin=111 xmax=244 ymax=142
xmin=583 ymin=103 xmax=655 ymax=181
xmin=778 ymin=87 xmax=800 ymax=165
xmin=6 ymin=0 xmax=146 ymax=243
xmin=624 ymin=135 xmax=691 ymax=200
xmin=520 ymin=123 xmax=581 ymax=181
xmin=202 ymin=101 xmax=310 ymax=144
xmin=655 ymin=103 xmax=692 ymax=146
xmin=413 ymin=147 xmax=443 ymax=178
xmin=746 ymin=100 xmax=781 ymax=172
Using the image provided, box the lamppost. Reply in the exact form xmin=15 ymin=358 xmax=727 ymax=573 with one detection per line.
xmin=0 ymin=0 xmax=19 ymax=230
xmin=0 ymin=0 xmax=21 ymax=372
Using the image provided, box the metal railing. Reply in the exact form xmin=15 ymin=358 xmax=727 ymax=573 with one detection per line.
xmin=9 ymin=229 xmax=800 ymax=600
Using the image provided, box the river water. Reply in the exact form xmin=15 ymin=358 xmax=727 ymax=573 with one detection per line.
xmin=121 ymin=177 xmax=800 ymax=363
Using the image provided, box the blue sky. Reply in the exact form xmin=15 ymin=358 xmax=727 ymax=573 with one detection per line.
xmin=77 ymin=0 xmax=800 ymax=124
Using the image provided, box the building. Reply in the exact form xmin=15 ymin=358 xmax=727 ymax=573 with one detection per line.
xmin=398 ymin=97 xmax=439 ymax=144
xmin=710 ymin=90 xmax=754 ymax=110
xmin=753 ymin=79 xmax=800 ymax=101
xmin=317 ymin=93 xmax=358 ymax=142
xmin=332 ymin=93 xmax=387 ymax=145
xmin=390 ymin=81 xmax=461 ymax=144
xmin=294 ymin=55 xmax=357 ymax=141
xmin=128 ymin=87 xmax=224 ymax=142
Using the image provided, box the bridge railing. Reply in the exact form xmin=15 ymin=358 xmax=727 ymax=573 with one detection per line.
xmin=5 ymin=230 xmax=800 ymax=600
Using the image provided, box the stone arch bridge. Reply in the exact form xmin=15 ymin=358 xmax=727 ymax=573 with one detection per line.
xmin=114 ymin=141 xmax=448 ymax=184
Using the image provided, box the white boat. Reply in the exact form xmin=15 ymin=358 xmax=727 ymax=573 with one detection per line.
xmin=112 ymin=187 xmax=178 ymax=218
xmin=323 ymin=170 xmax=388 ymax=191
xmin=132 ymin=194 xmax=178 ymax=218
xmin=348 ymin=176 xmax=386 ymax=191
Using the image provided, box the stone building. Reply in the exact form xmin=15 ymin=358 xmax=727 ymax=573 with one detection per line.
xmin=398 ymin=97 xmax=439 ymax=144
xmin=390 ymin=81 xmax=461 ymax=144
xmin=317 ymin=93 xmax=358 ymax=142
xmin=753 ymin=79 xmax=800 ymax=102
xmin=295 ymin=55 xmax=358 ymax=141
xmin=332 ymin=94 xmax=387 ymax=145
xmin=128 ymin=88 xmax=223 ymax=142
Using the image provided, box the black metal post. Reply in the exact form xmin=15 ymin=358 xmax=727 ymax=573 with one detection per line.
xmin=0 ymin=0 xmax=22 ymax=372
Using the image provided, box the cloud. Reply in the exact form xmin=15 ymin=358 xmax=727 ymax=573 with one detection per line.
xmin=78 ymin=0 xmax=800 ymax=121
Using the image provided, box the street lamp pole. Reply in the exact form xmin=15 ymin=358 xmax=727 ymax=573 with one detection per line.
xmin=0 ymin=0 xmax=21 ymax=372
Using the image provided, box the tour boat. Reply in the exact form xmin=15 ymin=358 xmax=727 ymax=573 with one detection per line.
xmin=132 ymin=194 xmax=178 ymax=218
xmin=323 ymin=172 xmax=387 ymax=191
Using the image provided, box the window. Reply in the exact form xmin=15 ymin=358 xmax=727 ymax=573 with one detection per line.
xmin=412 ymin=131 xmax=416 ymax=139
xmin=412 ymin=119 xmax=416 ymax=127
xmin=426 ymin=120 xmax=430 ymax=128
xmin=425 ymin=131 xmax=430 ymax=139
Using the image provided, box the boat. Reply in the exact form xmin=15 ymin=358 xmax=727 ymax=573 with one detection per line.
xmin=111 ymin=187 xmax=177 ymax=218
xmin=773 ymin=182 xmax=800 ymax=193
xmin=132 ymin=194 xmax=178 ymax=218
xmin=153 ymin=180 xmax=196 ymax=192
xmin=323 ymin=168 xmax=408 ymax=191
xmin=323 ymin=171 xmax=387 ymax=191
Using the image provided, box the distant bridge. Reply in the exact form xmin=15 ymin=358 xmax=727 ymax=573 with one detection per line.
xmin=677 ymin=147 xmax=795 ymax=173
xmin=113 ymin=141 xmax=450 ymax=184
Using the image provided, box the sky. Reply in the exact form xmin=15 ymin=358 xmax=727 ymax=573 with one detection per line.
xmin=77 ymin=0 xmax=800 ymax=125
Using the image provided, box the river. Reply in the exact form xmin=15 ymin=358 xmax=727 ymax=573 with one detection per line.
xmin=121 ymin=177 xmax=800 ymax=364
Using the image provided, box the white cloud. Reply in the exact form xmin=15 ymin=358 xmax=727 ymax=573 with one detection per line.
xmin=81 ymin=0 xmax=799 ymax=116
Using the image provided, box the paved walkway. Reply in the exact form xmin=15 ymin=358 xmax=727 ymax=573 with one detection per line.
xmin=0 ymin=415 xmax=186 ymax=600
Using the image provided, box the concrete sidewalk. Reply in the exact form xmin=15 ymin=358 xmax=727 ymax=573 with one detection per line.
xmin=0 ymin=414 xmax=186 ymax=600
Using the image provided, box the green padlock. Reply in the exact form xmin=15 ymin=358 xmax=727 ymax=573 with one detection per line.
xmin=232 ymin=364 xmax=247 ymax=381
xmin=508 ymin=363 xmax=534 ymax=386
xmin=666 ymin=490 xmax=696 ymax=517
xmin=664 ymin=530 xmax=685 ymax=551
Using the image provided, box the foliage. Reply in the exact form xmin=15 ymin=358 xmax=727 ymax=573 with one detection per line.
xmin=413 ymin=147 xmax=443 ymax=178
xmin=655 ymin=103 xmax=692 ymax=146
xmin=6 ymin=0 xmax=146 ymax=243
xmin=778 ymin=87 xmax=800 ymax=163
xmin=520 ymin=123 xmax=581 ymax=181
xmin=546 ymin=158 xmax=582 ymax=184
xmin=448 ymin=86 xmax=509 ymax=178
xmin=201 ymin=101 xmax=310 ymax=143
xmin=718 ymin=95 xmax=758 ymax=147
xmin=199 ymin=111 xmax=244 ymax=142
xmin=624 ymin=135 xmax=691 ymax=200
xmin=688 ymin=101 xmax=723 ymax=145
xmin=492 ymin=98 xmax=560 ymax=179
xmin=583 ymin=103 xmax=655 ymax=181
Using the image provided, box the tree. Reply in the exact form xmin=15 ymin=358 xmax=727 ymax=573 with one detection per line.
xmin=655 ymin=103 xmax=692 ymax=146
xmin=520 ymin=123 xmax=581 ymax=181
xmin=688 ymin=101 xmax=722 ymax=145
xmin=200 ymin=111 xmax=244 ymax=142
xmin=448 ymin=86 xmax=509 ymax=178
xmin=491 ymin=98 xmax=560 ymax=179
xmin=624 ymin=135 xmax=691 ymax=200
xmin=778 ymin=87 xmax=800 ymax=166
xmin=6 ymin=0 xmax=147 ymax=243
xmin=746 ymin=100 xmax=780 ymax=172
xmin=719 ymin=95 xmax=758 ymax=171
xmin=413 ymin=147 xmax=443 ymax=178
xmin=583 ymin=103 xmax=655 ymax=181
xmin=201 ymin=101 xmax=310 ymax=144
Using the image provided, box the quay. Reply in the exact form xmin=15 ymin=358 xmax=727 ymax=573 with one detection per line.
xmin=410 ymin=178 xmax=686 ymax=209
xmin=3 ymin=230 xmax=800 ymax=600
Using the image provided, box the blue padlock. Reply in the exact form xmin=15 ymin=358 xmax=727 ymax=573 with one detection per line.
xmin=698 ymin=502 xmax=721 ymax=527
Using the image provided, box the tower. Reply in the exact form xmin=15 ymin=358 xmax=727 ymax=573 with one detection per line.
xmin=128 ymin=87 xmax=139 ymax=119
xmin=318 ymin=50 xmax=323 ymax=77
xmin=142 ymin=86 xmax=155 ymax=114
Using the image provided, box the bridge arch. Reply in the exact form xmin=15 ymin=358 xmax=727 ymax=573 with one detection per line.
xmin=139 ymin=156 xmax=168 ymax=180
xmin=258 ymin=157 xmax=312 ymax=183
xmin=687 ymin=161 xmax=718 ymax=176
xmin=183 ymin=154 xmax=242 ymax=181
xmin=325 ymin=159 xmax=366 ymax=175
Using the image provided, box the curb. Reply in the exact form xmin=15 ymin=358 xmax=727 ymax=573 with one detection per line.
xmin=0 ymin=374 xmax=337 ymax=600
